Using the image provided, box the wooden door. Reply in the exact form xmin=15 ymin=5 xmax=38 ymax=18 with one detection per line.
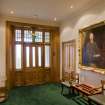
xmin=13 ymin=29 xmax=51 ymax=86
xmin=6 ymin=21 xmax=60 ymax=89
xmin=62 ymin=40 xmax=76 ymax=79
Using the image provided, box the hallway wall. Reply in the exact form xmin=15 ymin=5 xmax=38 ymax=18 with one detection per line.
xmin=60 ymin=1 xmax=105 ymax=87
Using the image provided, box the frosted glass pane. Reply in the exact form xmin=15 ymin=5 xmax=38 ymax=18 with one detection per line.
xmin=26 ymin=47 xmax=30 ymax=67
xmin=38 ymin=47 xmax=41 ymax=66
xmin=45 ymin=46 xmax=50 ymax=67
xmin=32 ymin=47 xmax=35 ymax=67
xmin=15 ymin=45 xmax=21 ymax=69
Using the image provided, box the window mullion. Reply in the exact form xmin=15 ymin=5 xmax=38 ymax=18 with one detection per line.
xmin=21 ymin=29 xmax=24 ymax=69
xmin=36 ymin=46 xmax=38 ymax=67
xmin=23 ymin=44 xmax=26 ymax=68
xmin=42 ymin=31 xmax=45 ymax=68
xmin=30 ymin=46 xmax=32 ymax=68
xmin=42 ymin=45 xmax=44 ymax=68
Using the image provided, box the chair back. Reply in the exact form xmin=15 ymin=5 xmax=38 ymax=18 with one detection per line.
xmin=62 ymin=71 xmax=79 ymax=84
xmin=69 ymin=71 xmax=79 ymax=83
xmin=62 ymin=72 xmax=69 ymax=82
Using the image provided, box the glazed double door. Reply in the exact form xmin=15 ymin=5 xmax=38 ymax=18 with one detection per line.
xmin=62 ymin=40 xmax=76 ymax=79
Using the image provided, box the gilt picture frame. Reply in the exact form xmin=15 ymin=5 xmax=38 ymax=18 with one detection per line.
xmin=79 ymin=21 xmax=105 ymax=74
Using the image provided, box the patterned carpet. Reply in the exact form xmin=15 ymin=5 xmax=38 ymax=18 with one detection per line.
xmin=0 ymin=84 xmax=90 ymax=105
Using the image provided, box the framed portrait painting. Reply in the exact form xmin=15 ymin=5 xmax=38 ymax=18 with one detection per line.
xmin=79 ymin=21 xmax=105 ymax=73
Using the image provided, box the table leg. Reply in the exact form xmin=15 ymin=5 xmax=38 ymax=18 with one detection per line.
xmin=61 ymin=84 xmax=64 ymax=95
xmin=71 ymin=86 xmax=74 ymax=94
xmin=72 ymin=87 xmax=75 ymax=94
xmin=68 ymin=87 xmax=71 ymax=94
xmin=88 ymin=98 xmax=92 ymax=105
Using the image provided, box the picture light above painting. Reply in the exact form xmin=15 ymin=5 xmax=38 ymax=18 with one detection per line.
xmin=79 ymin=21 xmax=105 ymax=74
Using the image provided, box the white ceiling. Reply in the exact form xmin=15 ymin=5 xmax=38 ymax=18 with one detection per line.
xmin=0 ymin=0 xmax=105 ymax=23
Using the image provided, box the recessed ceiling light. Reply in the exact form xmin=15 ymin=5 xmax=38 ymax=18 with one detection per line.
xmin=54 ymin=17 xmax=57 ymax=21
xmin=10 ymin=10 xmax=14 ymax=14
xmin=70 ymin=5 xmax=73 ymax=9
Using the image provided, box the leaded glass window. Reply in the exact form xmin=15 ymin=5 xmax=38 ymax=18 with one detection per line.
xmin=35 ymin=31 xmax=43 ymax=42
xmin=45 ymin=32 xmax=50 ymax=43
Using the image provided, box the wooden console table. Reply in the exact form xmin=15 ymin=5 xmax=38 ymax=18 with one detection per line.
xmin=72 ymin=84 xmax=101 ymax=96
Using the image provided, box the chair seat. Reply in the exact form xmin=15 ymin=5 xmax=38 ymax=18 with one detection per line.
xmin=61 ymin=81 xmax=71 ymax=87
xmin=61 ymin=80 xmax=77 ymax=86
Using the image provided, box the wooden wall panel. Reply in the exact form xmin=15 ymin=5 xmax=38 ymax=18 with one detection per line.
xmin=6 ymin=23 xmax=15 ymax=89
xmin=51 ymin=30 xmax=60 ymax=82
xmin=15 ymin=71 xmax=24 ymax=86
xmin=14 ymin=69 xmax=51 ymax=86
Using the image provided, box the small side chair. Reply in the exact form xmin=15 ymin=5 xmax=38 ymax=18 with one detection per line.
xmin=61 ymin=71 xmax=79 ymax=95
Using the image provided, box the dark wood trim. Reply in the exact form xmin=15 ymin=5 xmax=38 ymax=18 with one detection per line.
xmin=6 ymin=21 xmax=59 ymax=31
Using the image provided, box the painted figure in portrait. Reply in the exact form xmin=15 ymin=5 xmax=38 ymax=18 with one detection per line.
xmin=82 ymin=25 xmax=105 ymax=69
xmin=85 ymin=33 xmax=100 ymax=66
